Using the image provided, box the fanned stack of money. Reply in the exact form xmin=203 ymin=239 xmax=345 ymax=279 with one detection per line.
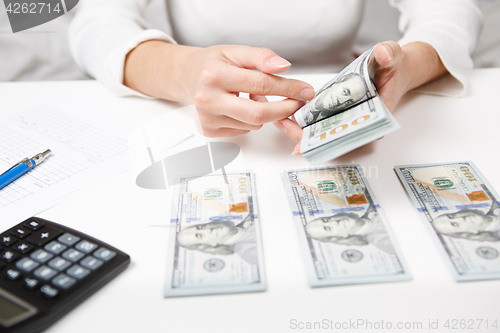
xmin=281 ymin=165 xmax=411 ymax=287
xmin=294 ymin=48 xmax=400 ymax=164
xmin=395 ymin=162 xmax=500 ymax=281
xmin=164 ymin=171 xmax=266 ymax=297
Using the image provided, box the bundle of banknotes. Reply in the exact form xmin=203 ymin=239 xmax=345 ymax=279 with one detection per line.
xmin=281 ymin=166 xmax=411 ymax=287
xmin=395 ymin=161 xmax=500 ymax=282
xmin=164 ymin=161 xmax=500 ymax=296
xmin=165 ymin=172 xmax=266 ymax=297
xmin=293 ymin=47 xmax=400 ymax=164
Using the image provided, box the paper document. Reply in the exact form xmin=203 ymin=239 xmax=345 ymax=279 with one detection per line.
xmin=0 ymin=89 xmax=130 ymax=230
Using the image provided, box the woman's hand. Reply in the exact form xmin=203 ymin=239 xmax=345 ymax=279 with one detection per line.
xmin=124 ymin=41 xmax=315 ymax=137
xmin=274 ymin=41 xmax=447 ymax=154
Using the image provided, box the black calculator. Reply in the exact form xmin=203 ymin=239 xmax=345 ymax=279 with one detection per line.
xmin=0 ymin=217 xmax=130 ymax=333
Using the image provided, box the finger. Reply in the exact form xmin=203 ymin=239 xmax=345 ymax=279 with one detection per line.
xmin=374 ymin=41 xmax=403 ymax=70
xmin=222 ymin=45 xmax=293 ymax=74
xmin=197 ymin=112 xmax=263 ymax=132
xmin=274 ymin=117 xmax=303 ymax=142
xmin=221 ymin=66 xmax=315 ymax=101
xmin=292 ymin=142 xmax=302 ymax=155
xmin=213 ymin=117 xmax=263 ymax=131
xmin=249 ymin=94 xmax=268 ymax=103
xmin=199 ymin=127 xmax=251 ymax=138
xmin=213 ymin=117 xmax=262 ymax=131
xmin=223 ymin=95 xmax=304 ymax=125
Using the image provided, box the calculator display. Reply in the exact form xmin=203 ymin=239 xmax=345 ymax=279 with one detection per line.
xmin=0 ymin=289 xmax=37 ymax=327
xmin=0 ymin=295 xmax=27 ymax=321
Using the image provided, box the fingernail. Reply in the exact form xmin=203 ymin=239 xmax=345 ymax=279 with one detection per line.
xmin=383 ymin=44 xmax=393 ymax=62
xmin=269 ymin=56 xmax=291 ymax=68
xmin=291 ymin=150 xmax=301 ymax=156
xmin=274 ymin=121 xmax=287 ymax=134
xmin=300 ymin=88 xmax=315 ymax=100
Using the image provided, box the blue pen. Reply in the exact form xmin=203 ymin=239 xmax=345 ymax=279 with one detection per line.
xmin=0 ymin=149 xmax=52 ymax=190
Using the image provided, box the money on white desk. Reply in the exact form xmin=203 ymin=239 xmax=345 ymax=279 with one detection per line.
xmin=281 ymin=165 xmax=411 ymax=287
xmin=164 ymin=171 xmax=266 ymax=297
xmin=395 ymin=161 xmax=500 ymax=281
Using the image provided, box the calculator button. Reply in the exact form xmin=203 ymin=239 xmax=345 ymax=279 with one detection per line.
xmin=1 ymin=249 xmax=20 ymax=263
xmin=66 ymin=265 xmax=90 ymax=280
xmin=13 ymin=242 xmax=35 ymax=254
xmin=62 ymin=249 xmax=84 ymax=262
xmin=1 ymin=233 xmax=17 ymax=246
xmin=80 ymin=256 xmax=103 ymax=271
xmin=44 ymin=241 xmax=67 ymax=255
xmin=34 ymin=266 xmax=58 ymax=281
xmin=10 ymin=227 xmax=31 ymax=239
xmin=58 ymin=233 xmax=80 ymax=246
xmin=31 ymin=249 xmax=54 ymax=263
xmin=23 ymin=220 xmax=45 ymax=230
xmin=5 ymin=269 xmax=22 ymax=280
xmin=40 ymin=285 xmax=59 ymax=298
xmin=16 ymin=258 xmax=40 ymax=272
xmin=48 ymin=257 xmax=71 ymax=271
xmin=23 ymin=277 xmax=40 ymax=290
xmin=52 ymin=274 xmax=77 ymax=290
xmin=26 ymin=226 xmax=62 ymax=246
xmin=93 ymin=248 xmax=116 ymax=261
xmin=75 ymin=240 xmax=98 ymax=254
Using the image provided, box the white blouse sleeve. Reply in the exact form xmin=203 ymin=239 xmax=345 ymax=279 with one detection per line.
xmin=68 ymin=0 xmax=176 ymax=97
xmin=390 ymin=0 xmax=483 ymax=97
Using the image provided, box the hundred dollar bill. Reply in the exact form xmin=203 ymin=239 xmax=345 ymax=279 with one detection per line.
xmin=281 ymin=166 xmax=411 ymax=287
xmin=300 ymin=95 xmax=400 ymax=164
xmin=294 ymin=47 xmax=378 ymax=128
xmin=395 ymin=162 xmax=500 ymax=281
xmin=164 ymin=171 xmax=266 ymax=297
xmin=291 ymin=46 xmax=400 ymax=164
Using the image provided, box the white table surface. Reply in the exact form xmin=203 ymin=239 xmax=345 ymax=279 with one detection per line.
xmin=1 ymin=69 xmax=500 ymax=333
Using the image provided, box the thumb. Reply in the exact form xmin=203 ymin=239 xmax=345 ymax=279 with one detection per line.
xmin=373 ymin=41 xmax=403 ymax=70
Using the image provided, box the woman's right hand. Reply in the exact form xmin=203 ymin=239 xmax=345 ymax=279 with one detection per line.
xmin=124 ymin=41 xmax=315 ymax=137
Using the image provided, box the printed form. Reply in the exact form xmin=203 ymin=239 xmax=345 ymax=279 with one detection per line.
xmin=0 ymin=89 xmax=130 ymax=230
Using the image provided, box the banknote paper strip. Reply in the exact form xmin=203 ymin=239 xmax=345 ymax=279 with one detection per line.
xmin=292 ymin=47 xmax=400 ymax=164
xmin=395 ymin=161 xmax=500 ymax=281
xmin=164 ymin=171 xmax=266 ymax=297
xmin=281 ymin=166 xmax=411 ymax=287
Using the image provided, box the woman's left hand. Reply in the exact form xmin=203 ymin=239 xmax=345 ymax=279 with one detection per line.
xmin=274 ymin=41 xmax=446 ymax=154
